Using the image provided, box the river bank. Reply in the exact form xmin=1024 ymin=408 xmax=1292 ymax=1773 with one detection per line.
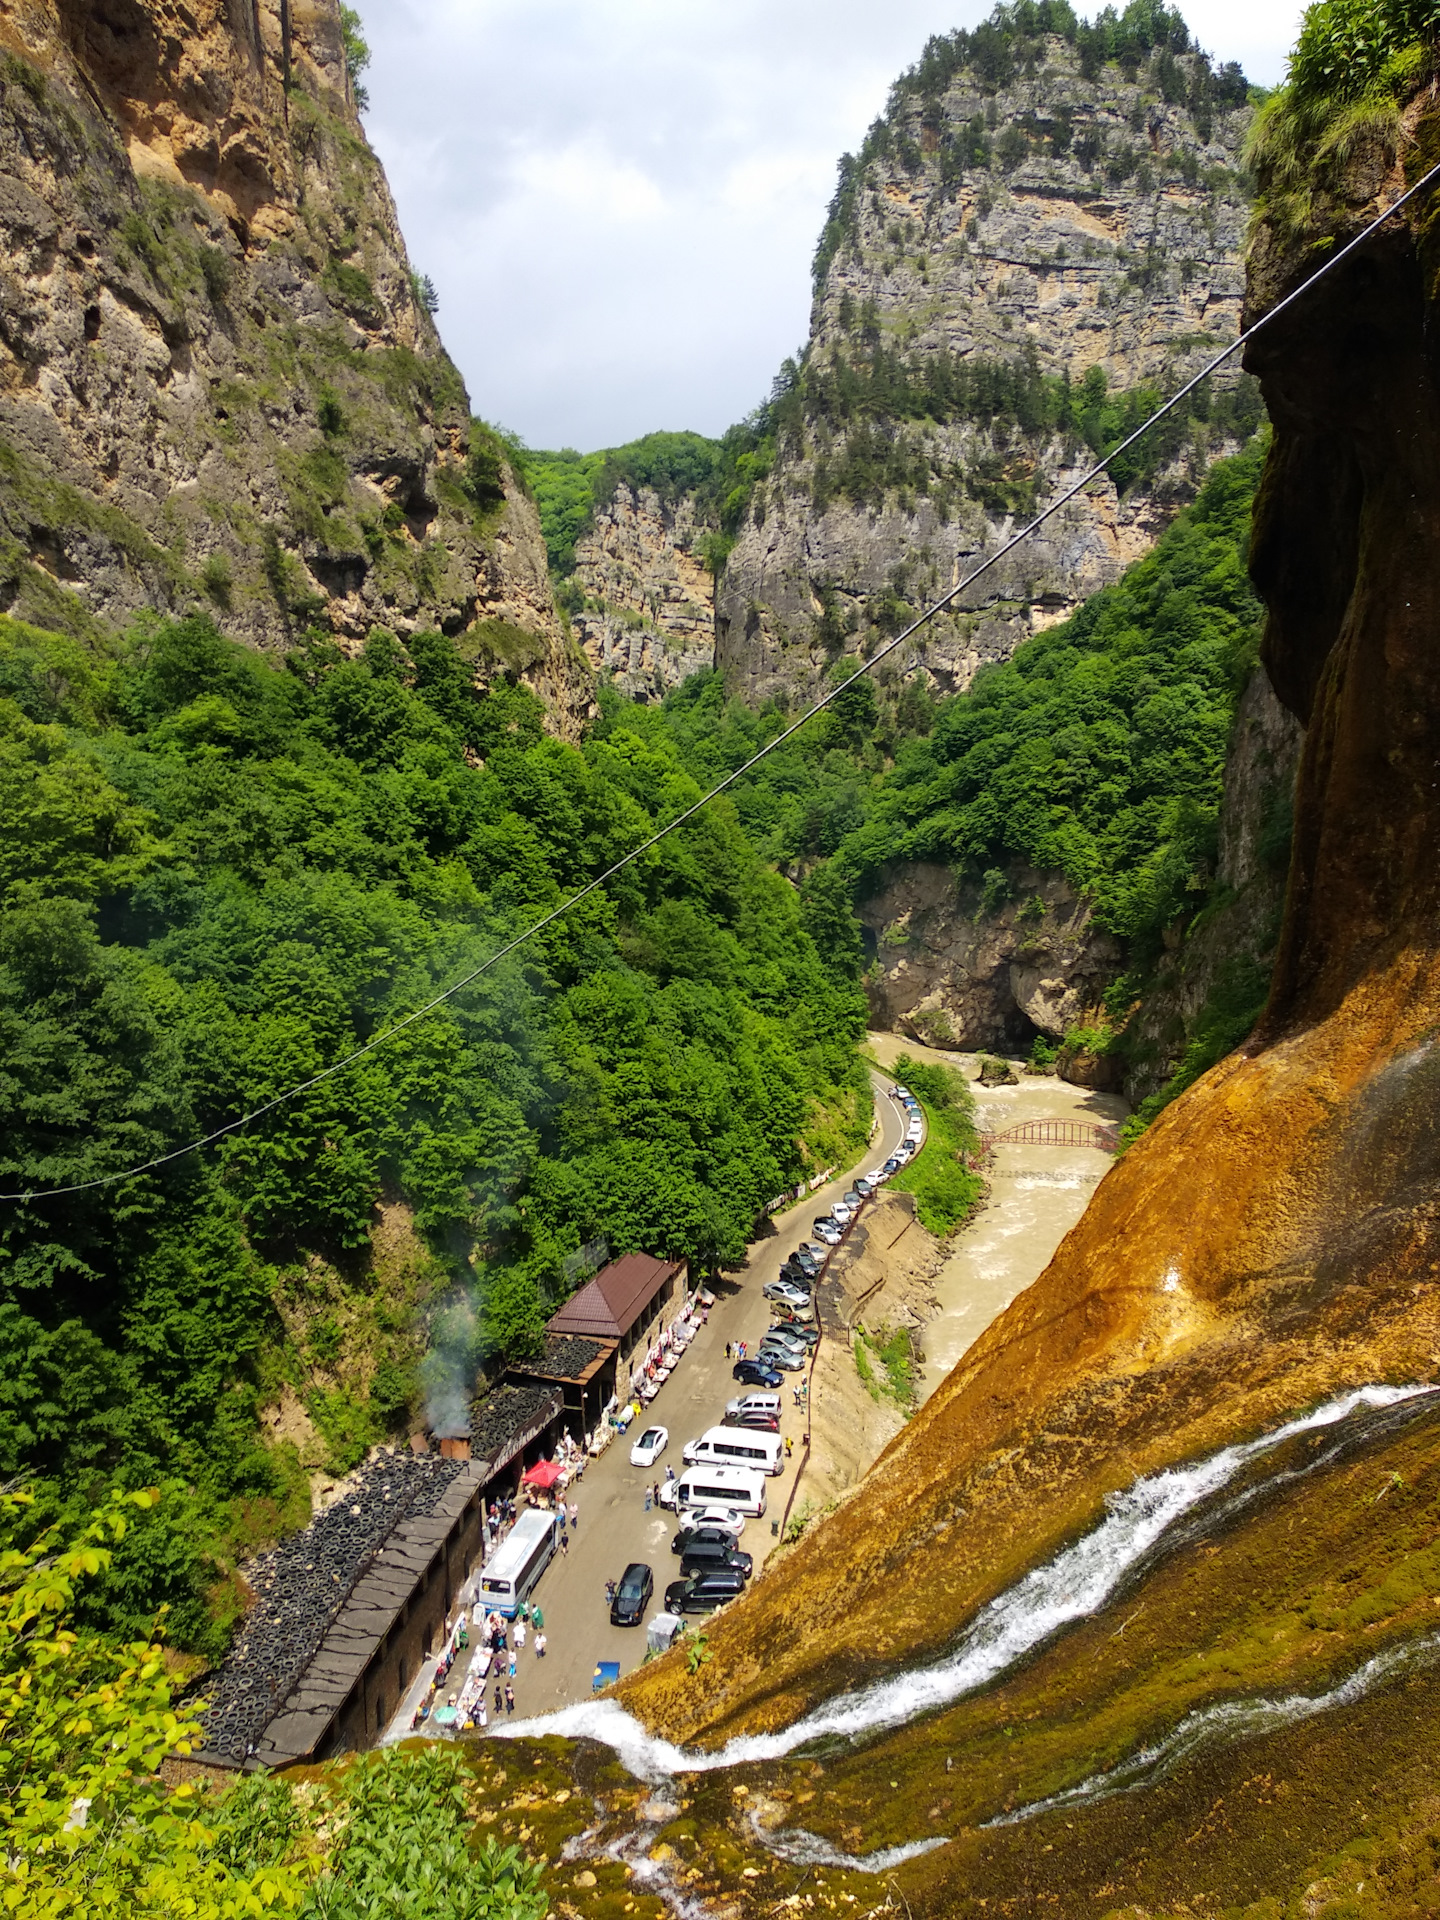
xmin=863 ymin=1034 xmax=1128 ymax=1400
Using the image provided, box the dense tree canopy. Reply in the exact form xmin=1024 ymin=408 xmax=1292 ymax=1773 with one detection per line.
xmin=0 ymin=611 xmax=866 ymax=1645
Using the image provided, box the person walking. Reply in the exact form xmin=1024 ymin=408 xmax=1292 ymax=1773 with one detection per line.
xmin=644 ymin=1485 xmax=652 ymax=1512
xmin=514 ymin=1618 xmax=527 ymax=1651
xmin=494 ymin=1681 xmax=503 ymax=1716
xmin=725 ymin=1342 xmax=732 ymax=1360
xmin=477 ymin=1696 xmax=488 ymax=1732
xmin=651 ymin=1482 xmax=660 ymax=1510
xmin=561 ymin=1526 xmax=570 ymax=1556
xmin=532 ymin=1605 xmax=544 ymax=1631
xmin=567 ymin=1500 xmax=578 ymax=1531
xmin=504 ymin=1682 xmax=516 ymax=1716
xmin=665 ymin=1463 xmax=676 ymax=1483
xmin=534 ymin=1631 xmax=547 ymax=1658
xmin=784 ymin=1435 xmax=794 ymax=1458
xmin=508 ymin=1647 xmax=517 ymax=1678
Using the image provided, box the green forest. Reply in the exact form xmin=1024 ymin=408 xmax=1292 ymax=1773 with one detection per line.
xmin=0 ymin=610 xmax=867 ymax=1651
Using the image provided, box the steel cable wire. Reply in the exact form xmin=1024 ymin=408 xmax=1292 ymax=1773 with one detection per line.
xmin=8 ymin=156 xmax=1440 ymax=1204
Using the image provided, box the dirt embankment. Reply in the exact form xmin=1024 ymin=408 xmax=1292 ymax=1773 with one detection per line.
xmin=795 ymin=1192 xmax=945 ymax=1512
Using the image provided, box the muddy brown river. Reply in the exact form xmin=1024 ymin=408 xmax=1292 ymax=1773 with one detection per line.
xmin=865 ymin=1034 xmax=1128 ymax=1401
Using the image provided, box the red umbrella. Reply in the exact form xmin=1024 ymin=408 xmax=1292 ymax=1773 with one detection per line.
xmin=522 ymin=1459 xmax=564 ymax=1488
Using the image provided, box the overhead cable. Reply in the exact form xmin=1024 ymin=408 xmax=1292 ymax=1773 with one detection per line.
xmin=8 ymin=156 xmax=1440 ymax=1203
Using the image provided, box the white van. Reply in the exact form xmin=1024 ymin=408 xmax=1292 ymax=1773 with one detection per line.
xmin=661 ymin=1465 xmax=768 ymax=1516
xmin=683 ymin=1426 xmax=784 ymax=1476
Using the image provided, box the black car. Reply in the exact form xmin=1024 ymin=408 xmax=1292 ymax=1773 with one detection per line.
xmin=610 ymin=1561 xmax=653 ymax=1626
xmin=672 ymin=1523 xmax=743 ymax=1556
xmin=882 ymin=1157 xmax=901 ymax=1174
xmin=791 ymin=1249 xmax=821 ymax=1274
xmin=679 ymin=1539 xmax=753 ymax=1578
xmin=733 ymin=1359 xmax=784 ymax=1388
xmin=665 ymin=1568 xmax=748 ymax=1613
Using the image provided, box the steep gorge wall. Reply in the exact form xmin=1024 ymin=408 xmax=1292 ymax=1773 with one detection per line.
xmin=716 ymin=27 xmax=1254 ymax=709
xmin=568 ymin=482 xmax=713 ymax=700
xmin=0 ymin=0 xmax=589 ymax=728
xmin=619 ymin=80 xmax=1440 ymax=1847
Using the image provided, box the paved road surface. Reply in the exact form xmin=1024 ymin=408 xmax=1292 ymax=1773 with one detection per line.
xmin=490 ymin=1072 xmax=912 ymax=1721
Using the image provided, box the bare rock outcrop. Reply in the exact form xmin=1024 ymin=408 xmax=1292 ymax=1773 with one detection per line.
xmin=570 ymin=483 xmax=713 ymax=700
xmin=0 ymin=0 xmax=590 ymax=732
xmin=860 ymin=863 xmax=1120 ymax=1052
xmin=716 ymin=30 xmax=1254 ymax=709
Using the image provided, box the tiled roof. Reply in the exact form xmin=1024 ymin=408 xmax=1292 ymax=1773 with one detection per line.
xmin=546 ymin=1253 xmax=682 ymax=1339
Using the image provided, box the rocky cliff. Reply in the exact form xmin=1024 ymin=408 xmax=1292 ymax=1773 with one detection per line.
xmin=0 ymin=0 xmax=589 ymax=728
xmin=716 ymin=14 xmax=1256 ymax=709
xmin=581 ymin=60 xmax=1440 ymax=1919
xmin=568 ymin=482 xmax=713 ymax=700
xmin=861 ymin=861 xmax=1121 ymax=1051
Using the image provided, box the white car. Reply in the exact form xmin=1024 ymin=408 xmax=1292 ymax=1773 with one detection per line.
xmin=830 ymin=1203 xmax=854 ymax=1226
xmin=629 ymin=1424 xmax=669 ymax=1469
xmin=865 ymin=1168 xmax=888 ymax=1185
xmin=688 ymin=1505 xmax=746 ymax=1539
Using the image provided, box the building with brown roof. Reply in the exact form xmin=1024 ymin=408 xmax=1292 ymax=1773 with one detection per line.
xmin=511 ymin=1253 xmax=689 ymax=1434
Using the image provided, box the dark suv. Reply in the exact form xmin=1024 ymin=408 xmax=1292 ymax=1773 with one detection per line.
xmin=610 ymin=1561 xmax=653 ymax=1626
xmin=665 ymin=1568 xmax=747 ymax=1613
xmin=679 ymin=1539 xmax=753 ymax=1579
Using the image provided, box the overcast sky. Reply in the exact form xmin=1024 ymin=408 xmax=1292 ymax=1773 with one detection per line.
xmin=359 ymin=1 xmax=1300 ymax=453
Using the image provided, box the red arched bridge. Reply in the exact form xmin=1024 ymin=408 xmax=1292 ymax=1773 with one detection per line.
xmin=979 ymin=1119 xmax=1121 ymax=1153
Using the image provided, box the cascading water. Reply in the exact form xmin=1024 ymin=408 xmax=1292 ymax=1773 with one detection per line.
xmin=500 ymin=1384 xmax=1432 ymax=1780
xmin=985 ymin=1630 xmax=1440 ymax=1828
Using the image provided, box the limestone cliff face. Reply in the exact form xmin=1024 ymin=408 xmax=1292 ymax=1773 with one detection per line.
xmin=0 ymin=0 xmax=589 ymax=730
xmin=569 ymin=483 xmax=712 ymax=701
xmin=717 ymin=28 xmax=1254 ymax=708
xmin=614 ymin=85 xmax=1440 ymax=1908
xmin=860 ymin=862 xmax=1120 ymax=1050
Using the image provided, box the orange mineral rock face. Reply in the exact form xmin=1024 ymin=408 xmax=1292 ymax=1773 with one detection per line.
xmin=619 ymin=124 xmax=1440 ymax=1752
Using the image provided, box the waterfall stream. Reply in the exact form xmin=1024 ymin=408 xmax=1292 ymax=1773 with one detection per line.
xmin=500 ymin=1384 xmax=1432 ymax=1780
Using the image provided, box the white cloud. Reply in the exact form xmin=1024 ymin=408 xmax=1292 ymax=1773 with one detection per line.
xmin=357 ymin=0 xmax=1300 ymax=451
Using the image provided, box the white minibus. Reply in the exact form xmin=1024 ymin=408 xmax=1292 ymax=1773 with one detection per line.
xmin=662 ymin=1465 xmax=768 ymax=1516
xmin=683 ymin=1426 xmax=784 ymax=1476
xmin=479 ymin=1508 xmax=559 ymax=1618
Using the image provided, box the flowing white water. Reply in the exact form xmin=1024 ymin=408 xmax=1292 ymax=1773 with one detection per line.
xmin=986 ymin=1630 xmax=1440 ymax=1826
xmin=498 ymin=1385 xmax=1432 ymax=1781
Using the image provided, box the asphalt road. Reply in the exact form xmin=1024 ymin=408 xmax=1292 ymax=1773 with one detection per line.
xmin=499 ymin=1069 xmax=915 ymax=1720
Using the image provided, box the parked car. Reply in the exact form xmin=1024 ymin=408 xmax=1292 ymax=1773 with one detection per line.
xmin=755 ymin=1343 xmax=805 ymax=1372
xmin=761 ymin=1335 xmax=810 ymax=1365
xmin=791 ymin=1248 xmax=821 ymax=1274
xmin=628 ymin=1424 xmax=668 ymax=1469
xmin=830 ymin=1203 xmax=854 ymax=1227
xmin=681 ymin=1545 xmax=752 ymax=1582
xmin=665 ymin=1568 xmax=748 ymax=1613
xmin=733 ymin=1359 xmax=784 ymax=1388
xmin=843 ymin=1188 xmax=865 ymax=1207
xmin=893 ymin=1084 xmax=911 ymax=1099
xmin=881 ymin=1157 xmax=901 ymax=1175
xmin=800 ymin=1241 xmax=831 ymax=1263
xmin=686 ymin=1504 xmax=747 ymax=1538
xmin=812 ymin=1217 xmax=842 ymax=1241
xmin=770 ymin=1319 xmax=819 ymax=1348
xmin=853 ymin=1177 xmax=875 ymax=1198
xmin=672 ymin=1523 xmax=745 ymax=1556
xmin=610 ymin=1562 xmax=653 ymax=1626
xmin=725 ymin=1393 xmax=781 ymax=1427
xmin=779 ymin=1260 xmax=814 ymax=1286
xmin=724 ymin=1405 xmax=781 ymax=1432
xmin=772 ymin=1301 xmax=816 ymax=1328
xmin=764 ymin=1278 xmax=810 ymax=1308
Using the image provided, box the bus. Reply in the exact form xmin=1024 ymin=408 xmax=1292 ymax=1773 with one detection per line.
xmin=661 ymin=1465 xmax=768 ymax=1517
xmin=479 ymin=1508 xmax=559 ymax=1618
xmin=682 ymin=1426 xmax=785 ymax=1475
